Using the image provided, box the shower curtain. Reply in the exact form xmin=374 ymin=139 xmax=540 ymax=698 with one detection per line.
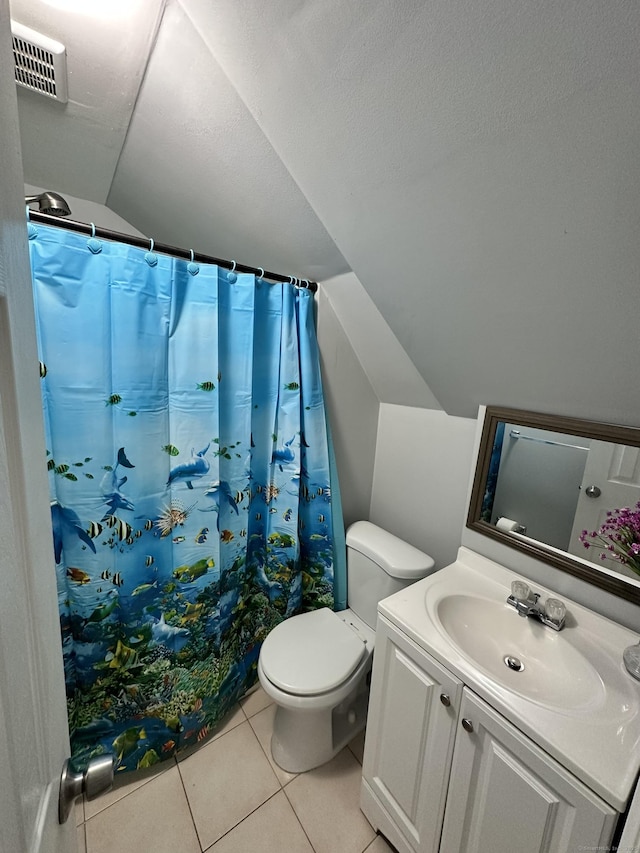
xmin=29 ymin=222 xmax=344 ymax=773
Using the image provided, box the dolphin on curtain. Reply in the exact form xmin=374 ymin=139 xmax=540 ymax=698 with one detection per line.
xmin=272 ymin=436 xmax=296 ymax=471
xmin=101 ymin=447 xmax=135 ymax=520
xmin=50 ymin=500 xmax=96 ymax=564
xmin=167 ymin=443 xmax=210 ymax=489
xmin=199 ymin=480 xmax=239 ymax=530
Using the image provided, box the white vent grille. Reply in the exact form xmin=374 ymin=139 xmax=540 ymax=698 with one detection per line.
xmin=11 ymin=21 xmax=68 ymax=103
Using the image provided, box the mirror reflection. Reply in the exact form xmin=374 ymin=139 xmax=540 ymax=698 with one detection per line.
xmin=468 ymin=407 xmax=640 ymax=603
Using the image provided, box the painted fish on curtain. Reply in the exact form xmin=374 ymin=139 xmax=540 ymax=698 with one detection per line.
xmin=29 ymin=224 xmax=341 ymax=774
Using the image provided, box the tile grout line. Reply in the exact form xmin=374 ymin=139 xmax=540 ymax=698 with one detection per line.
xmin=281 ymin=779 xmax=319 ymax=853
xmin=238 ymin=708 xmax=318 ymax=852
xmin=175 ymin=749 xmax=206 ymax=853
xmin=200 ymin=789 xmax=284 ymax=853
xmin=83 ymin=703 xmax=251 ymax=848
xmin=174 ymin=702 xmax=271 ymax=853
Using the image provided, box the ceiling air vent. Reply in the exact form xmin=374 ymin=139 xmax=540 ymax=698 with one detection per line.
xmin=11 ymin=21 xmax=68 ymax=103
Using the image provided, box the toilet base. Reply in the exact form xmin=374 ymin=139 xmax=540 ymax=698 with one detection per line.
xmin=270 ymin=660 xmax=372 ymax=774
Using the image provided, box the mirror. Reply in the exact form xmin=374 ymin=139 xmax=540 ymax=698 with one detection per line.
xmin=467 ymin=406 xmax=640 ymax=604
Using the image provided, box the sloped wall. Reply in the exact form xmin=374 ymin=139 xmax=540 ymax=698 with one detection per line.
xmin=192 ymin=0 xmax=640 ymax=424
xmin=316 ymin=287 xmax=379 ymax=528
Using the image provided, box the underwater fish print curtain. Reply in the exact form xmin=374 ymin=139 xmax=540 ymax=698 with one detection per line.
xmin=29 ymin=222 xmax=342 ymax=774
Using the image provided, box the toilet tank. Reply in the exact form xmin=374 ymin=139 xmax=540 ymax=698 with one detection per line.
xmin=345 ymin=521 xmax=435 ymax=629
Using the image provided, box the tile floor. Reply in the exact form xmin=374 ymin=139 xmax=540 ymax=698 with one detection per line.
xmin=75 ymin=686 xmax=394 ymax=853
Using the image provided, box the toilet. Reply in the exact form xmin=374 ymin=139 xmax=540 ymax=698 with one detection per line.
xmin=258 ymin=520 xmax=435 ymax=773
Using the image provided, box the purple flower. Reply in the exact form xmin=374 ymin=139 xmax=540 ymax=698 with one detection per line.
xmin=577 ymin=500 xmax=640 ymax=577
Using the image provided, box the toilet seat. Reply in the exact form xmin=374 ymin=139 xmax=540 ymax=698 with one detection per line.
xmin=260 ymin=608 xmax=367 ymax=696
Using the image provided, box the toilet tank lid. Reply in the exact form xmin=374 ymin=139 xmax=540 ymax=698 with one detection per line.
xmin=346 ymin=521 xmax=435 ymax=579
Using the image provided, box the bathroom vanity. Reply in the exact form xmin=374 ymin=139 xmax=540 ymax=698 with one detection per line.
xmin=361 ymin=548 xmax=640 ymax=853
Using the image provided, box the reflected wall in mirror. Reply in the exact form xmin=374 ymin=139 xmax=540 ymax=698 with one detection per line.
xmin=467 ymin=406 xmax=640 ymax=604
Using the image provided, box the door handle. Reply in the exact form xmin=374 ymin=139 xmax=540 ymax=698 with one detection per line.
xmin=58 ymin=754 xmax=114 ymax=823
xmin=585 ymin=485 xmax=601 ymax=498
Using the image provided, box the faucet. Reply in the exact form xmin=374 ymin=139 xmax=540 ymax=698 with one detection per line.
xmin=507 ymin=580 xmax=566 ymax=631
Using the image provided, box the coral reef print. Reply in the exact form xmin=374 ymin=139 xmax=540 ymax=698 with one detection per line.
xmin=30 ymin=224 xmax=339 ymax=773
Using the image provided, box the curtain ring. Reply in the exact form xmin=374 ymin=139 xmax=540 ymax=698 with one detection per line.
xmin=257 ymin=268 xmax=265 ymax=280
xmin=87 ymin=223 xmax=102 ymax=254
xmin=227 ymin=260 xmax=237 ymax=283
xmin=288 ymin=276 xmax=295 ymax=285
xmin=145 ymin=237 xmax=158 ymax=267
xmin=187 ymin=249 xmax=199 ymax=276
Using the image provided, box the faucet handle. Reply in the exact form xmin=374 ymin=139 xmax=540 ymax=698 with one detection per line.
xmin=511 ymin=580 xmax=531 ymax=601
xmin=545 ymin=597 xmax=566 ymax=624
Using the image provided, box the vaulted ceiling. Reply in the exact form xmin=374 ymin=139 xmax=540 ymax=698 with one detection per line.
xmin=11 ymin=0 xmax=640 ymax=422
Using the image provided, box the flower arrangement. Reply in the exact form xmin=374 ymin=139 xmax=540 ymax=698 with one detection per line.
xmin=579 ymin=501 xmax=640 ymax=576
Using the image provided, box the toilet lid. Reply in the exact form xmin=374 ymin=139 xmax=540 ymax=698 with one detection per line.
xmin=260 ymin=608 xmax=367 ymax=695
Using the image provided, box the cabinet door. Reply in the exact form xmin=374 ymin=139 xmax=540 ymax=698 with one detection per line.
xmin=440 ymin=689 xmax=617 ymax=853
xmin=361 ymin=616 xmax=463 ymax=853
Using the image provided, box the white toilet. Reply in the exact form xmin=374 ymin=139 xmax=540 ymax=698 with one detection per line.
xmin=258 ymin=520 xmax=435 ymax=773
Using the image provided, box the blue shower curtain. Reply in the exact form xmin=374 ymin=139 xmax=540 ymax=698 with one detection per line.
xmin=29 ymin=222 xmax=343 ymax=773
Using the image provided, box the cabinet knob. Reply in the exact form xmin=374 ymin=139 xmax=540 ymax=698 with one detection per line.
xmin=461 ymin=718 xmax=474 ymax=733
xmin=440 ymin=694 xmax=451 ymax=707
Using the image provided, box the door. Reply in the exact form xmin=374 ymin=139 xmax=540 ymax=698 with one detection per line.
xmin=0 ymin=3 xmax=76 ymax=851
xmin=568 ymin=440 xmax=640 ymax=576
xmin=439 ymin=689 xmax=616 ymax=853
xmin=361 ymin=616 xmax=462 ymax=853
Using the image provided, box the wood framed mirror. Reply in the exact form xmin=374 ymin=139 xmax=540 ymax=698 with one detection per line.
xmin=467 ymin=406 xmax=640 ymax=604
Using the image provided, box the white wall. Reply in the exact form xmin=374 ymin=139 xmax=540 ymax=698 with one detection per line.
xmin=320 ymin=272 xmax=440 ymax=410
xmin=370 ymin=405 xmax=477 ymax=570
xmin=316 ymin=287 xmax=379 ymax=528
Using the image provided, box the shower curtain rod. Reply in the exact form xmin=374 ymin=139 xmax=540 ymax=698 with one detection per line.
xmin=27 ymin=211 xmax=318 ymax=293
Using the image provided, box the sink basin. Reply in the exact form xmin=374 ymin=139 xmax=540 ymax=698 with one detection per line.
xmin=435 ymin=593 xmax=607 ymax=710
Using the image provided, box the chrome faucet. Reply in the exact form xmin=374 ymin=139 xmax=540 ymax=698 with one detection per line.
xmin=507 ymin=580 xmax=566 ymax=631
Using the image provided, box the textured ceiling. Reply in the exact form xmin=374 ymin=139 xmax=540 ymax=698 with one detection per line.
xmin=106 ymin=0 xmax=348 ymax=282
xmin=11 ymin=0 xmax=640 ymax=421
xmin=12 ymin=0 xmax=165 ymax=201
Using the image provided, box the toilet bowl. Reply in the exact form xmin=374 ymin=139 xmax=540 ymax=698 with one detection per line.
xmin=258 ymin=521 xmax=435 ymax=773
xmin=258 ymin=607 xmax=375 ymax=773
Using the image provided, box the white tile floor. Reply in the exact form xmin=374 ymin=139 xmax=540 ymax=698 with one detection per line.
xmin=76 ymin=687 xmax=394 ymax=853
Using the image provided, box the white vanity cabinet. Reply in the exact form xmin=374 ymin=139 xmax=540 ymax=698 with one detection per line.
xmin=361 ymin=616 xmax=618 ymax=853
